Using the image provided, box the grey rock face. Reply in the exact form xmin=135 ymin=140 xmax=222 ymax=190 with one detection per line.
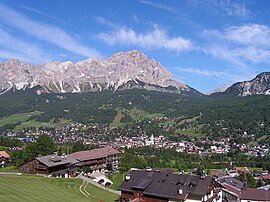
xmin=226 ymin=72 xmax=270 ymax=96
xmin=207 ymin=84 xmax=231 ymax=95
xmin=0 ymin=50 xmax=191 ymax=94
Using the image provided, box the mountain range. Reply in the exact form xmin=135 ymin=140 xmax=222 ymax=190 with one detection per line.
xmin=0 ymin=50 xmax=269 ymax=96
xmin=0 ymin=50 xmax=198 ymax=95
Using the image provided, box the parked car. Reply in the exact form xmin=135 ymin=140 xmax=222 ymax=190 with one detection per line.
xmin=98 ymin=179 xmax=104 ymax=184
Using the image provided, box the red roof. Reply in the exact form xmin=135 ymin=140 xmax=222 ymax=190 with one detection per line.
xmin=260 ymin=175 xmax=270 ymax=180
xmin=68 ymin=146 xmax=120 ymax=161
xmin=0 ymin=151 xmax=11 ymax=159
xmin=241 ymin=188 xmax=270 ymax=201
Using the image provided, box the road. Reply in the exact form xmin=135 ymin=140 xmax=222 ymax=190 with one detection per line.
xmin=0 ymin=172 xmax=21 ymax=175
xmin=78 ymin=174 xmax=121 ymax=196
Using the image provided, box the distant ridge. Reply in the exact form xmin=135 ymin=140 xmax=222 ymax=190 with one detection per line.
xmin=225 ymin=72 xmax=270 ymax=96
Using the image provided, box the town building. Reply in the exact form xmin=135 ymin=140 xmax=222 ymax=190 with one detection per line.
xmin=0 ymin=151 xmax=11 ymax=168
xmin=119 ymin=169 xmax=222 ymax=202
xmin=18 ymin=154 xmax=78 ymax=177
xmin=68 ymin=146 xmax=121 ymax=173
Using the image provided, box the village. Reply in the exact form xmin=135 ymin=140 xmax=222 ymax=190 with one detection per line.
xmin=0 ymin=120 xmax=270 ymax=201
xmin=1 ymin=121 xmax=269 ymax=158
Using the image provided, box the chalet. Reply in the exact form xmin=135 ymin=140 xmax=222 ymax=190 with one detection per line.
xmin=18 ymin=154 xmax=78 ymax=178
xmin=68 ymin=146 xmax=121 ymax=173
xmin=0 ymin=151 xmax=11 ymax=168
xmin=119 ymin=169 xmax=222 ymax=202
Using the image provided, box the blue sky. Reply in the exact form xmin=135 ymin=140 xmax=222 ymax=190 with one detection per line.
xmin=0 ymin=0 xmax=270 ymax=93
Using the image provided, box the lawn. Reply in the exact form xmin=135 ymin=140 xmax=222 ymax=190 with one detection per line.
xmin=175 ymin=124 xmax=206 ymax=138
xmin=107 ymin=173 xmax=126 ymax=191
xmin=0 ymin=111 xmax=42 ymax=128
xmin=0 ymin=174 xmax=118 ymax=202
xmin=129 ymin=107 xmax=164 ymax=120
xmin=248 ymin=135 xmax=268 ymax=145
xmin=13 ymin=118 xmax=72 ymax=131
xmin=110 ymin=108 xmax=125 ymax=128
xmin=177 ymin=113 xmax=202 ymax=125
xmin=0 ymin=166 xmax=18 ymax=172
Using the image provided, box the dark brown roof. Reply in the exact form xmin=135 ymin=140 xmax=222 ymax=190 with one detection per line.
xmin=36 ymin=154 xmax=78 ymax=168
xmin=119 ymin=170 xmax=213 ymax=200
xmin=68 ymin=146 xmax=120 ymax=162
xmin=241 ymin=188 xmax=270 ymax=201
xmin=217 ymin=177 xmax=243 ymax=195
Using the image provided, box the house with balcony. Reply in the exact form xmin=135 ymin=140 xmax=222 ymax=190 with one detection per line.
xmin=119 ymin=169 xmax=222 ymax=202
xmin=18 ymin=154 xmax=78 ymax=178
xmin=68 ymin=146 xmax=121 ymax=173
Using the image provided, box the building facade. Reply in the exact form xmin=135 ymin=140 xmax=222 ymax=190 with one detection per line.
xmin=68 ymin=146 xmax=120 ymax=173
xmin=18 ymin=154 xmax=78 ymax=178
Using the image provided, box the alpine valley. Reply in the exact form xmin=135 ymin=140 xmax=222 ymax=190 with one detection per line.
xmin=0 ymin=50 xmax=270 ymax=146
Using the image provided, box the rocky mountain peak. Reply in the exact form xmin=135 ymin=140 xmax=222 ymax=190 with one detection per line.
xmin=0 ymin=51 xmax=195 ymax=95
xmin=225 ymin=72 xmax=270 ymax=96
xmin=207 ymin=84 xmax=231 ymax=95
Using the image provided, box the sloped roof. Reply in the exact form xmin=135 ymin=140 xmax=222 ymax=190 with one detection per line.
xmin=217 ymin=177 xmax=243 ymax=195
xmin=36 ymin=154 xmax=78 ymax=168
xmin=241 ymin=188 xmax=270 ymax=201
xmin=119 ymin=170 xmax=213 ymax=200
xmin=68 ymin=146 xmax=120 ymax=162
xmin=0 ymin=151 xmax=11 ymax=159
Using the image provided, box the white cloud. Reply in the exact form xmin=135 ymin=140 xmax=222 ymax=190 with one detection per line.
xmin=176 ymin=67 xmax=227 ymax=77
xmin=95 ymin=16 xmax=119 ymax=29
xmin=132 ymin=15 xmax=139 ymax=23
xmin=0 ymin=2 xmax=102 ymax=58
xmin=20 ymin=5 xmax=69 ymax=26
xmin=224 ymin=2 xmax=250 ymax=17
xmin=97 ymin=25 xmax=192 ymax=52
xmin=0 ymin=29 xmax=51 ymax=63
xmin=139 ymin=0 xmax=175 ymax=12
xmin=205 ymin=24 xmax=270 ymax=47
xmin=223 ymin=24 xmax=270 ymax=47
xmin=1 ymin=50 xmax=44 ymax=64
xmin=203 ymin=24 xmax=270 ymax=65
xmin=203 ymin=0 xmax=250 ymax=17
xmin=176 ymin=67 xmax=250 ymax=82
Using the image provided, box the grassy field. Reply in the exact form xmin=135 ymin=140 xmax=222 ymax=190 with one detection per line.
xmin=129 ymin=107 xmax=164 ymax=120
xmin=0 ymin=111 xmax=42 ymax=127
xmin=0 ymin=111 xmax=74 ymax=131
xmin=0 ymin=166 xmax=18 ymax=172
xmin=177 ymin=114 xmax=202 ymax=125
xmin=13 ymin=118 xmax=73 ymax=131
xmin=110 ymin=108 xmax=125 ymax=128
xmin=107 ymin=173 xmax=126 ymax=191
xmin=0 ymin=175 xmax=118 ymax=202
xmin=248 ymin=135 xmax=268 ymax=145
xmin=175 ymin=124 xmax=206 ymax=138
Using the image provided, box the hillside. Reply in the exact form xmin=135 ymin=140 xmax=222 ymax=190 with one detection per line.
xmin=0 ymin=87 xmax=270 ymax=142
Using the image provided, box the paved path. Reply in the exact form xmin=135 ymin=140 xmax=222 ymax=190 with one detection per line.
xmin=78 ymin=175 xmax=121 ymax=196
xmin=0 ymin=172 xmax=21 ymax=175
